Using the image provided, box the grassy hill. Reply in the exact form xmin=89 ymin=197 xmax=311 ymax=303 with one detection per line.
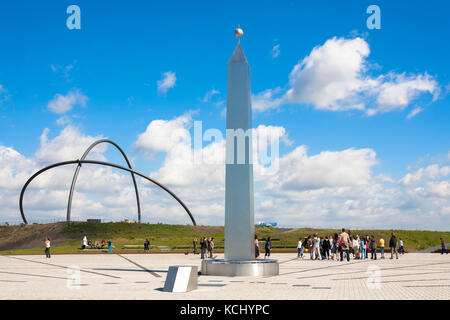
xmin=0 ymin=222 xmax=449 ymax=255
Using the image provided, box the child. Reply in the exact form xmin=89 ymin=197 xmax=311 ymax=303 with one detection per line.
xmin=297 ymin=238 xmax=303 ymax=258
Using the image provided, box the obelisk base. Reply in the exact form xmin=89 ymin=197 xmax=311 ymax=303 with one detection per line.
xmin=201 ymin=259 xmax=279 ymax=277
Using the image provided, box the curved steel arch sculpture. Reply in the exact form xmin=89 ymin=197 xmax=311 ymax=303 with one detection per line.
xmin=67 ymin=139 xmax=141 ymax=223
xmin=19 ymin=160 xmax=196 ymax=226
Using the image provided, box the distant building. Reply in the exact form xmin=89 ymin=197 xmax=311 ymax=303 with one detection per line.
xmin=87 ymin=219 xmax=101 ymax=223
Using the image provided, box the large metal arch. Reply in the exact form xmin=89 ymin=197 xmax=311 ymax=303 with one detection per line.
xmin=67 ymin=139 xmax=141 ymax=223
xmin=19 ymin=160 xmax=196 ymax=226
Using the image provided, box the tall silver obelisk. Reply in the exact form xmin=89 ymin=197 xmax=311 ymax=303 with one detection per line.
xmin=201 ymin=28 xmax=278 ymax=276
xmin=224 ymin=32 xmax=255 ymax=261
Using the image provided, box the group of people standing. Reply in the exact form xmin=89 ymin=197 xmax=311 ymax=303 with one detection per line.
xmin=193 ymin=235 xmax=272 ymax=259
xmin=193 ymin=237 xmax=215 ymax=259
xmin=296 ymin=229 xmax=405 ymax=262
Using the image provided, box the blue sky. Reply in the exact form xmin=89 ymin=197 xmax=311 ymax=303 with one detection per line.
xmin=0 ymin=1 xmax=449 ymax=229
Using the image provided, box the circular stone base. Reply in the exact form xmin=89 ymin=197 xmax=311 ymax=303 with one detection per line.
xmin=201 ymin=259 xmax=279 ymax=277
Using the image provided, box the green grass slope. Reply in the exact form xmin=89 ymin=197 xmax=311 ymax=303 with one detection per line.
xmin=0 ymin=222 xmax=449 ymax=255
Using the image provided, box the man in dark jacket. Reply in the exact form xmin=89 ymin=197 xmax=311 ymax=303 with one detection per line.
xmin=265 ymin=237 xmax=272 ymax=258
xmin=200 ymin=237 xmax=207 ymax=259
xmin=370 ymin=236 xmax=377 ymax=260
xmin=389 ymin=233 xmax=398 ymax=259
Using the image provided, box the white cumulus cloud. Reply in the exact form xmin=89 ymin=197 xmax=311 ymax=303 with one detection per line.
xmin=1 ymin=116 xmax=449 ymax=229
xmin=47 ymin=89 xmax=88 ymax=114
xmin=255 ymin=36 xmax=439 ymax=117
xmin=157 ymin=71 xmax=177 ymax=94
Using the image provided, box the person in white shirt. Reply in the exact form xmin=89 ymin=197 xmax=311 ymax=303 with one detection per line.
xmin=399 ymin=238 xmax=405 ymax=255
xmin=352 ymin=235 xmax=360 ymax=259
xmin=312 ymin=234 xmax=321 ymax=260
xmin=297 ymin=238 xmax=303 ymax=258
xmin=82 ymin=235 xmax=87 ymax=250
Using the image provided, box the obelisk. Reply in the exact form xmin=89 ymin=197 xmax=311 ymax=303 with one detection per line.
xmin=224 ymin=28 xmax=255 ymax=261
xmin=201 ymin=28 xmax=278 ymax=276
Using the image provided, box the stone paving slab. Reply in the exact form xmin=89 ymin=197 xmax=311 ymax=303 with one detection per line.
xmin=0 ymin=253 xmax=449 ymax=300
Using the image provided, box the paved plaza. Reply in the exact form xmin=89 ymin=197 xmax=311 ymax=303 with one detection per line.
xmin=0 ymin=253 xmax=449 ymax=300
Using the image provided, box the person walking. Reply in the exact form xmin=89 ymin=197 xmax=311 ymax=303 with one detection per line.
xmin=312 ymin=234 xmax=321 ymax=260
xmin=254 ymin=235 xmax=260 ymax=259
xmin=340 ymin=229 xmax=350 ymax=262
xmin=389 ymin=233 xmax=398 ymax=259
xmin=370 ymin=236 xmax=377 ymax=260
xmin=265 ymin=236 xmax=272 ymax=258
xmin=144 ymin=238 xmax=150 ymax=253
xmin=44 ymin=236 xmax=51 ymax=258
xmin=193 ymin=238 xmax=198 ymax=255
xmin=379 ymin=236 xmax=385 ymax=259
xmin=209 ymin=238 xmax=214 ymax=258
xmin=399 ymin=238 xmax=405 ymax=255
xmin=441 ymin=238 xmax=449 ymax=255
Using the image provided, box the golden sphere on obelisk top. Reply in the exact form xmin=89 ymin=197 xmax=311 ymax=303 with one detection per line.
xmin=234 ymin=27 xmax=244 ymax=38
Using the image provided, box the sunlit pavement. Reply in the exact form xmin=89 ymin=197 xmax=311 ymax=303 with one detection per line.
xmin=0 ymin=252 xmax=449 ymax=300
